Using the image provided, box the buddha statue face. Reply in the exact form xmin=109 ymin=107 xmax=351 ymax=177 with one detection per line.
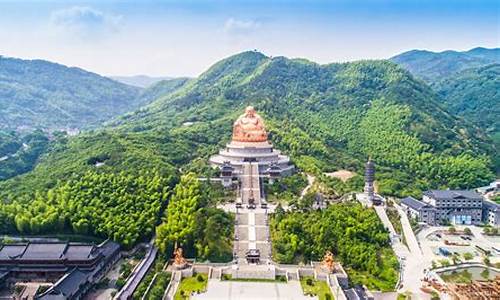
xmin=232 ymin=106 xmax=268 ymax=143
xmin=245 ymin=106 xmax=256 ymax=118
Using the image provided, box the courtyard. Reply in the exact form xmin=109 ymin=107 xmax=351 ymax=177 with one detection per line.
xmin=191 ymin=279 xmax=311 ymax=300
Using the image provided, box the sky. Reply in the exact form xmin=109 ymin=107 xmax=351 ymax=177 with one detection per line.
xmin=0 ymin=0 xmax=498 ymax=77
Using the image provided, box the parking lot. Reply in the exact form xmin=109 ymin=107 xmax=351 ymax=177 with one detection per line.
xmin=418 ymin=226 xmax=500 ymax=264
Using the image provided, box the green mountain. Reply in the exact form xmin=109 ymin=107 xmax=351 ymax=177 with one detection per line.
xmin=1 ymin=51 xmax=495 ymax=200
xmin=432 ymin=64 xmax=500 ymax=135
xmin=110 ymin=75 xmax=173 ymax=88
xmin=0 ymin=56 xmax=143 ymax=130
xmin=390 ymin=47 xmax=500 ymax=82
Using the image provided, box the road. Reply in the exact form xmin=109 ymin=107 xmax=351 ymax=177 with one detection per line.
xmin=372 ymin=203 xmax=430 ymax=299
xmin=395 ymin=204 xmax=431 ymax=299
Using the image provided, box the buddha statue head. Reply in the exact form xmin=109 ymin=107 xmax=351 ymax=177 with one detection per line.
xmin=232 ymin=106 xmax=268 ymax=143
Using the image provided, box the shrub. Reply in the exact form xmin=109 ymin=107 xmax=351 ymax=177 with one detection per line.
xmin=463 ymin=252 xmax=473 ymax=261
xmin=115 ymin=278 xmax=126 ymax=290
xmin=197 ymin=274 xmax=204 ymax=282
xmin=306 ymin=278 xmax=313 ymax=286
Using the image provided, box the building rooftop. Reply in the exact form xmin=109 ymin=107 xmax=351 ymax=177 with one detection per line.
xmin=63 ymin=245 xmax=95 ymax=260
xmin=20 ymin=243 xmax=67 ymax=260
xmin=483 ymin=199 xmax=500 ymax=211
xmin=424 ymin=190 xmax=483 ymax=200
xmin=0 ymin=242 xmax=105 ymax=262
xmin=0 ymin=245 xmax=26 ymax=260
xmin=401 ymin=196 xmax=430 ymax=210
xmin=37 ymin=268 xmax=91 ymax=299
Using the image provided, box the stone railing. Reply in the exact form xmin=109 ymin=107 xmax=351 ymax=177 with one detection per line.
xmin=328 ymin=274 xmax=347 ymax=300
xmin=433 ymin=262 xmax=500 ymax=273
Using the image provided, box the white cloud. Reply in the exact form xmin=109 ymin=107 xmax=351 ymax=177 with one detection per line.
xmin=50 ymin=6 xmax=122 ymax=39
xmin=223 ymin=18 xmax=261 ymax=34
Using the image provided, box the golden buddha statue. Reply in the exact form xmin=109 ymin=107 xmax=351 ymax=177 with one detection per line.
xmin=232 ymin=106 xmax=268 ymax=143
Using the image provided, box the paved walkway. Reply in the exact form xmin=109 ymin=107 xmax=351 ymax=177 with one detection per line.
xmin=300 ymin=174 xmax=315 ymax=199
xmin=371 ymin=203 xmax=429 ymax=299
xmin=115 ymin=243 xmax=157 ymax=300
xmin=395 ymin=204 xmax=430 ymax=299
xmin=233 ymin=162 xmax=272 ymax=264
xmin=192 ymin=279 xmax=309 ymax=300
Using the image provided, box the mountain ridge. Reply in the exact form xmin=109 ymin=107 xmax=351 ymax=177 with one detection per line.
xmin=390 ymin=47 xmax=500 ymax=82
xmin=0 ymin=51 xmax=495 ymax=200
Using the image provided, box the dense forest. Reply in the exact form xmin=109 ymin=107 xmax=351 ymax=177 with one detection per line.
xmin=0 ymin=130 xmax=50 ymax=180
xmin=391 ymin=48 xmax=500 ymax=166
xmin=155 ymin=173 xmax=234 ymax=262
xmin=432 ymin=64 xmax=500 ymax=149
xmin=0 ymin=56 xmax=147 ymax=130
xmin=270 ymin=202 xmax=399 ymax=291
xmin=0 ymin=170 xmax=174 ymax=247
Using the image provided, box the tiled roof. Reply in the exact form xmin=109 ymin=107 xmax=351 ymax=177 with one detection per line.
xmin=483 ymin=200 xmax=500 ymax=212
xmin=424 ymin=190 xmax=482 ymax=200
xmin=0 ymin=245 xmax=27 ymax=260
xmin=37 ymin=268 xmax=91 ymax=299
xmin=0 ymin=242 xmax=102 ymax=262
xmin=401 ymin=196 xmax=429 ymax=210
xmin=20 ymin=243 xmax=67 ymax=260
xmin=63 ymin=245 xmax=95 ymax=260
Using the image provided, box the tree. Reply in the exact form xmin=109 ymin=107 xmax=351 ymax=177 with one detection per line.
xmin=451 ymin=253 xmax=461 ymax=264
xmin=448 ymin=226 xmax=456 ymax=234
xmin=463 ymin=227 xmax=472 ymax=235
xmin=463 ymin=252 xmax=473 ymax=261
xmin=156 ymin=173 xmax=201 ymax=253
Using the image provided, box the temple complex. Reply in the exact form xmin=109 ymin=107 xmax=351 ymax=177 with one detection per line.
xmin=209 ymin=106 xmax=294 ymax=189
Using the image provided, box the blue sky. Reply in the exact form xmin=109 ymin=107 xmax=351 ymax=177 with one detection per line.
xmin=0 ymin=0 xmax=498 ymax=76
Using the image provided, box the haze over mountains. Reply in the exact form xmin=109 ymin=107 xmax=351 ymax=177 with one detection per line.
xmin=110 ymin=75 xmax=174 ymax=88
xmin=0 ymin=56 xmax=143 ymax=130
xmin=390 ymin=47 xmax=500 ymax=82
xmin=0 ymin=49 xmax=496 ymax=200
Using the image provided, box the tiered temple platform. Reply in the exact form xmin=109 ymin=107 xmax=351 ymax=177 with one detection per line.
xmin=209 ymin=141 xmax=293 ymax=175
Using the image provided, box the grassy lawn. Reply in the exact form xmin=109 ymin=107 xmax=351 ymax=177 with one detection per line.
xmin=440 ymin=270 xmax=473 ymax=284
xmin=220 ymin=274 xmax=287 ymax=282
xmin=144 ymin=272 xmax=171 ymax=300
xmin=300 ymin=276 xmax=334 ymax=300
xmin=174 ymin=273 xmax=208 ymax=300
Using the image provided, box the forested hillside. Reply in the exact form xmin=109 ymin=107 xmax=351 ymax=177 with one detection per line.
xmin=392 ymin=48 xmax=500 ymax=164
xmin=110 ymin=75 xmax=173 ymax=88
xmin=0 ymin=130 xmax=50 ymax=180
xmin=433 ymin=64 xmax=500 ymax=136
xmin=116 ymin=51 xmax=495 ymax=196
xmin=390 ymin=47 xmax=499 ymax=82
xmin=0 ymin=56 xmax=142 ymax=130
xmin=0 ymin=51 xmax=496 ymax=249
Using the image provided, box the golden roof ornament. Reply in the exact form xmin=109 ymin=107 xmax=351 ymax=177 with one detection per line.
xmin=321 ymin=251 xmax=335 ymax=273
xmin=173 ymin=247 xmax=188 ymax=269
